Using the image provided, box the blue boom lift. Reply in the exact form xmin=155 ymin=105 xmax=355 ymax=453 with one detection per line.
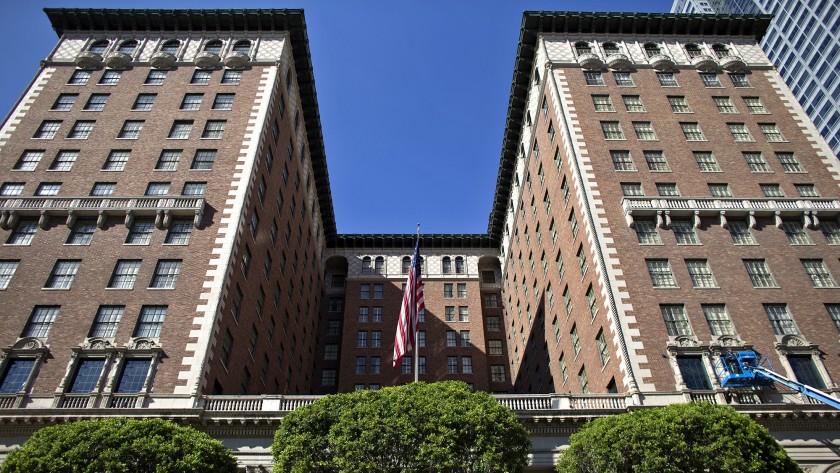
xmin=717 ymin=351 xmax=840 ymax=410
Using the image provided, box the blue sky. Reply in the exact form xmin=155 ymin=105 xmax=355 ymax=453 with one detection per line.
xmin=0 ymin=1 xmax=671 ymax=235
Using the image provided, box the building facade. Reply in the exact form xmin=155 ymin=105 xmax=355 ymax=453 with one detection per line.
xmin=0 ymin=8 xmax=838 ymax=472
xmin=671 ymin=0 xmax=840 ymax=158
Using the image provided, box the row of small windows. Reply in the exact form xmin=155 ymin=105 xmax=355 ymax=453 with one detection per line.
xmin=592 ymin=94 xmax=769 ymax=114
xmin=51 ymin=92 xmax=235 ymax=112
xmin=2 ymin=180 xmax=206 ymax=198
xmin=620 ymin=181 xmax=821 ymax=198
xmin=359 ymin=256 xmax=466 ymax=274
xmin=68 ymin=69 xmax=242 ymax=86
xmin=574 ymin=41 xmax=734 ymax=59
xmin=323 ymin=359 xmax=503 ymax=386
xmin=610 ymin=149 xmax=810 ymax=175
xmin=9 ymin=148 xmax=219 ymax=174
xmin=634 ymin=218 xmax=839 ymax=247
xmin=0 ymin=258 xmax=182 ymax=290
xmin=645 ymin=258 xmax=840 ymax=289
xmin=1 ymin=217 xmax=194 ymax=247
xmin=584 ymin=71 xmax=751 ymax=88
xmin=17 ymin=304 xmax=167 ymax=341
xmin=599 ymin=120 xmax=786 ymax=143
xmin=86 ymin=38 xmax=252 ymax=56
xmin=33 ymin=118 xmax=227 ymax=140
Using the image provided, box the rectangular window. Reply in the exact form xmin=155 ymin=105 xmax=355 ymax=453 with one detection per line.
xmin=661 ymin=304 xmax=692 ymax=336
xmin=68 ymin=70 xmax=91 ymax=85
xmin=445 ymin=306 xmax=455 ymax=322
xmin=373 ymin=284 xmax=383 ymax=299
xmin=190 ymin=70 xmax=212 ymax=85
xmin=788 ymin=355 xmax=826 ymax=389
xmin=713 ymin=96 xmax=738 ymax=113
xmin=744 ymin=259 xmax=777 ymax=287
xmin=89 ymin=305 xmax=123 ymax=338
xmin=221 ymin=70 xmax=242 ymax=84
xmin=621 ymin=182 xmax=643 ymax=196
xmin=614 ymin=72 xmax=634 ymax=86
xmin=634 ymin=218 xmax=661 ymax=244
xmin=571 ymin=324 xmax=581 ymax=356
xmin=212 ymin=93 xmax=235 ymax=110
xmin=708 ymin=183 xmax=732 ymax=197
xmin=802 ymin=259 xmax=836 ymax=287
xmin=108 ymin=260 xmax=141 ymax=289
xmin=371 ymin=331 xmax=382 ymax=348
xmin=23 ymin=306 xmax=58 ymax=338
xmin=168 ymin=120 xmax=193 ymax=139
xmin=14 ymin=150 xmax=43 ymax=171
xmin=760 ymin=183 xmax=784 ymax=197
xmin=728 ymin=220 xmax=756 ymax=245
xmin=632 ymin=122 xmax=656 ymax=140
xmin=0 ymin=260 xmax=19 ymax=289
xmin=623 ymin=95 xmax=645 ymax=112
xmin=700 ymin=73 xmax=722 ymax=87
xmin=132 ymin=93 xmax=157 ymax=111
xmin=826 ymin=304 xmax=840 ymax=332
xmin=586 ymin=284 xmax=598 ymax=319
xmin=35 ymin=183 xmax=60 ymax=196
xmin=202 ymin=120 xmax=226 ymax=139
xmin=402 ymin=357 xmax=413 ymax=375
xmin=728 ymin=123 xmax=754 ymax=142
xmin=686 ymin=259 xmax=717 ymax=288
xmin=69 ymin=359 xmax=106 ymax=393
xmin=776 ymin=152 xmax=804 ymax=173
xmin=165 ymin=219 xmax=192 ymax=245
xmin=7 ymin=219 xmax=37 ymax=245
xmin=489 ymin=340 xmax=503 ymax=356
xmin=117 ymin=120 xmax=143 ymax=139
xmin=680 ymin=122 xmax=705 ymax=141
xmin=596 ymin=330 xmax=609 ymax=366
xmin=592 ymin=95 xmax=614 ymax=111
xmin=559 ymin=353 xmax=568 ymax=382
xmin=321 ymin=370 xmax=336 ymax=386
xmin=781 ymin=220 xmax=812 ymax=245
xmin=180 ymin=93 xmax=203 ymax=110
xmin=677 ymin=356 xmax=712 ymax=390
xmin=656 ymin=183 xmax=680 ymax=197
xmin=462 ymin=356 xmax=473 ymax=374
xmin=125 ymin=219 xmax=154 ymax=245
xmin=643 ymin=151 xmax=668 ymax=171
xmin=45 ymin=260 xmax=80 ymax=289
xmin=822 ymin=221 xmax=840 ymax=244
xmin=577 ymin=246 xmax=588 ymax=275
xmin=730 ymin=73 xmax=751 ymax=87
xmin=98 ymin=70 xmax=122 ymax=85
xmin=744 ymin=152 xmax=771 ymax=172
xmin=191 ymin=150 xmax=216 ymax=170
xmin=703 ymin=304 xmax=735 ymax=336
xmin=584 ymin=72 xmax=604 ymax=85
xmin=458 ymin=307 xmax=469 ymax=322
xmin=795 ymin=184 xmax=818 ymax=197
xmin=357 ymin=331 xmax=368 ymax=348
xmin=610 ymin=150 xmax=636 ymax=170
xmin=145 ymin=182 xmax=170 ymax=196
xmin=372 ymin=307 xmax=383 ymax=322
xmin=154 ymin=150 xmax=180 ymax=171
xmin=447 ymin=356 xmax=458 ymax=374
xmin=360 ymin=283 xmax=370 ymax=299
xmin=33 ymin=121 xmax=61 ymax=139
xmin=150 ymin=260 xmax=181 ymax=289
xmin=115 ymin=359 xmax=151 ymax=393
xmin=102 ymin=150 xmax=129 ymax=171
xmin=67 ymin=120 xmax=94 ymax=139
xmin=355 ymin=357 xmax=366 ymax=375
xmin=182 ymin=182 xmax=206 ymax=196
xmin=668 ymin=96 xmax=691 ymax=113
xmin=144 ymin=70 xmax=166 ymax=85
xmin=460 ymin=330 xmax=471 ymax=347
xmin=764 ymin=304 xmax=799 ymax=335
xmin=759 ymin=123 xmax=785 ymax=142
xmin=657 ymin=72 xmax=678 ymax=87
xmin=444 ymin=283 xmax=454 ymax=298
xmin=83 ymin=93 xmax=109 ymax=111
xmin=370 ymin=357 xmax=381 ymax=374
xmin=0 ymin=359 xmax=35 ymax=394
xmin=744 ymin=97 xmax=768 ymax=113
xmin=693 ymin=151 xmax=720 ymax=172
xmin=601 ymin=121 xmax=624 ymax=140
xmin=487 ymin=316 xmax=501 ymax=331
xmin=51 ymin=93 xmax=78 ymax=111
xmin=446 ymin=330 xmax=457 ymax=347
xmin=647 ymin=259 xmax=677 ymax=287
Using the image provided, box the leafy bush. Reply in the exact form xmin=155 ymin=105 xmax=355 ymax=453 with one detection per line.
xmin=2 ymin=418 xmax=237 ymax=473
xmin=556 ymin=402 xmax=800 ymax=473
xmin=272 ymin=381 xmax=530 ymax=472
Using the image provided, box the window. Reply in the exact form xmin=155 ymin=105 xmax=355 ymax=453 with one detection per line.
xmin=324 ymin=344 xmax=338 ymax=361
xmin=84 ymin=93 xmax=109 ymax=111
xmin=191 ymin=70 xmax=212 ymax=85
xmin=191 ymin=150 xmax=216 ymax=170
xmin=703 ymin=305 xmax=735 ymax=336
xmin=125 ymin=219 xmax=154 ymax=245
xmin=677 ymin=356 xmax=712 ymax=390
xmin=656 ymin=183 xmax=679 ymax=197
xmin=0 ymin=359 xmax=35 ymax=394
xmin=462 ymin=356 xmax=473 ymax=374
xmin=220 ymin=330 xmax=234 ymax=368
xmin=35 ymin=183 xmax=60 ymax=196
xmin=401 ymin=357 xmax=413 ymax=375
xmin=358 ymin=307 xmax=369 ymax=323
xmin=693 ymin=151 xmax=719 ymax=172
xmin=586 ymin=284 xmax=598 ymax=319
xmin=822 ymin=221 xmax=840 ymax=244
xmin=23 ymin=306 xmax=58 ymax=338
xmin=569 ymin=211 xmax=579 ymax=238
xmin=202 ymin=120 xmax=225 ymax=139
xmin=788 ymin=356 xmax=825 ymax=389
xmin=446 ymin=330 xmax=457 ymax=347
xmin=657 ymin=72 xmax=678 ymax=87
xmin=117 ymin=40 xmax=138 ymax=54
xmin=203 ymin=40 xmax=222 ymax=54
xmin=321 ymin=370 xmax=336 ymax=386
xmin=221 ymin=70 xmax=242 ymax=84
xmin=360 ymin=283 xmax=370 ymax=299
xmin=68 ymin=70 xmax=91 ymax=85
xmin=713 ymin=96 xmax=738 ymax=113
xmin=623 ymin=96 xmax=645 ymax=112
xmin=729 ymin=73 xmax=751 ymax=87
xmin=559 ymin=353 xmax=568 ymax=383
xmin=802 ymin=259 xmax=835 ymax=287
xmin=743 ymin=152 xmax=771 ymax=172
xmin=700 ymin=73 xmax=722 ymax=87
xmin=447 ymin=356 xmax=458 ymax=374
xmin=212 ymin=93 xmax=235 ymax=110
xmin=102 ymin=150 xmax=129 ymax=171
xmin=14 ymin=150 xmax=43 ymax=171
xmin=644 ymin=42 xmax=662 ymax=57
xmin=0 ymin=183 xmax=23 ymax=196
xmin=45 ymin=260 xmax=80 ymax=289
xmin=570 ymin=324 xmax=581 ymax=356
xmin=180 ymin=93 xmax=203 ymax=110
xmin=595 ymin=329 xmax=610 ymax=366
xmin=68 ymin=120 xmax=95 ymax=139
xmin=460 ymin=330 xmax=471 ymax=347
xmin=686 ymin=259 xmax=717 ymax=288
xmin=150 ymin=260 xmax=181 ymax=289
xmin=457 ymin=283 xmax=467 ymax=298
xmin=165 ymin=219 xmax=192 ymax=245
xmin=602 ymin=42 xmax=620 ymax=56
xmin=643 ymin=151 xmax=668 ymax=171
xmin=728 ymin=123 xmax=753 ymax=142
xmin=7 ymin=219 xmax=37 ymax=245
xmin=144 ymin=70 xmax=167 ymax=85
xmin=577 ymin=246 xmax=588 ymax=275
xmin=458 ymin=307 xmax=469 ymax=322
xmin=487 ymin=316 xmax=501 ymax=331
xmin=684 ymin=44 xmax=702 ymax=58
xmin=370 ymin=356 xmax=381 ymax=374
xmin=775 ymin=152 xmax=803 ymax=173
xmin=117 ymin=120 xmax=143 ymax=139
xmin=584 ymin=72 xmax=604 ymax=85
xmin=728 ymin=220 xmax=756 ymax=245
xmin=373 ymin=284 xmax=383 ymax=299
xmin=647 ymin=259 xmax=676 ymax=287
xmin=145 ymin=182 xmax=169 ymax=196
xmin=33 ymin=121 xmax=61 ymax=139
xmin=795 ymin=184 xmax=818 ymax=197
xmin=114 ymin=359 xmax=151 ymax=393
xmin=168 ymin=120 xmax=193 ymax=139
xmin=51 ymin=93 xmax=77 ymax=111
xmin=680 ymin=123 xmax=705 ymax=141
xmin=66 ymin=219 xmax=96 ymax=245
xmin=182 ymin=182 xmax=206 ymax=196
xmin=575 ymin=42 xmax=592 ymax=55
xmin=828 ymin=305 xmax=840 ymax=332
xmin=69 ymin=359 xmax=106 ymax=393
xmin=781 ymin=220 xmax=811 ymax=245
xmin=0 ymin=261 xmax=19 ymax=289
xmin=759 ymin=123 xmax=785 ymax=142
xmin=744 ymin=97 xmax=767 ymax=114
xmin=744 ymin=259 xmax=777 ymax=287
xmin=760 ymin=183 xmax=784 ymax=197
xmin=488 ymin=340 xmax=503 ymax=356
xmin=445 ymin=306 xmax=455 ymax=322
xmin=635 ymin=218 xmax=661 ymax=245
xmin=89 ymin=306 xmax=123 ymax=338
xmin=621 ymin=182 xmax=643 ymax=196
xmin=667 ymin=96 xmax=691 ymax=113
xmin=132 ymin=93 xmax=157 ymax=111
xmin=355 ymin=357 xmax=366 ymax=375
xmin=708 ymin=183 xmax=732 ymax=197
xmin=711 ymin=43 xmax=731 ymax=58
xmin=614 ymin=72 xmax=634 ymax=86
xmin=232 ymin=40 xmax=251 ymax=53
xmin=108 ymin=260 xmax=141 ymax=289
xmin=372 ymin=307 xmax=383 ymax=322
xmin=601 ymin=121 xmax=624 ymax=140
xmin=661 ymin=304 xmax=692 ymax=336
xmin=610 ymin=150 xmax=636 ymax=171
xmin=98 ymin=70 xmax=122 ymax=85
xmin=764 ymin=304 xmax=799 ymax=335
xmin=592 ymin=95 xmax=614 ymax=112
xmin=356 ymin=330 xmax=368 ymax=348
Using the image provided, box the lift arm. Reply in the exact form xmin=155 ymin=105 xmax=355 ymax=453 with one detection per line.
xmin=753 ymin=366 xmax=840 ymax=410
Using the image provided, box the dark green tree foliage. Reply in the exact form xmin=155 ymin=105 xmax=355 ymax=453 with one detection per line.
xmin=556 ymin=403 xmax=801 ymax=473
xmin=2 ymin=418 xmax=238 ymax=473
xmin=272 ymin=381 xmax=530 ymax=472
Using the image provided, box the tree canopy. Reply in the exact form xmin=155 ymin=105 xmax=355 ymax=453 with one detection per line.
xmin=556 ymin=402 xmax=800 ymax=473
xmin=2 ymin=417 xmax=238 ymax=473
xmin=272 ymin=381 xmax=531 ymax=473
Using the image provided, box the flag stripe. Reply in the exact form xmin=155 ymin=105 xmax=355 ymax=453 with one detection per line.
xmin=393 ymin=239 xmax=424 ymax=368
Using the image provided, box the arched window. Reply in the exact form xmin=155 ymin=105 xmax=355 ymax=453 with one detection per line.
xmin=160 ymin=40 xmax=180 ymax=54
xmin=712 ymin=43 xmax=731 ymax=59
xmin=442 ymin=257 xmax=452 ymax=274
xmin=575 ymin=41 xmax=592 ymax=56
xmin=88 ymin=40 xmax=109 ymax=55
xmin=401 ymin=256 xmax=411 ymax=274
xmin=117 ymin=40 xmax=138 ymax=54
xmin=643 ymin=42 xmax=661 ymax=58
xmin=455 ymin=257 xmax=465 ymax=274
xmin=361 ymin=256 xmax=372 ymax=274
xmin=374 ymin=257 xmax=384 ymax=274
xmin=232 ymin=40 xmax=251 ymax=54
xmin=203 ymin=40 xmax=223 ymax=54
xmin=685 ymin=43 xmax=703 ymax=58
xmin=602 ymin=42 xmax=620 ymax=56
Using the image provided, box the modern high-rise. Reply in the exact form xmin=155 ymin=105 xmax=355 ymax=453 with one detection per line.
xmin=0 ymin=8 xmax=839 ymax=472
xmin=671 ymin=0 xmax=840 ymax=158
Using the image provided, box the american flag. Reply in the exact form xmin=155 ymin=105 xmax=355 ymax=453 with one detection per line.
xmin=393 ymin=239 xmax=424 ymax=368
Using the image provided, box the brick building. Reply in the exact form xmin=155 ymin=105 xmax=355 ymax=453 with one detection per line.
xmin=0 ymin=8 xmax=839 ymax=472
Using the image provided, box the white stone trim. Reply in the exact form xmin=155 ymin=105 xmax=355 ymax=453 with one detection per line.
xmin=175 ymin=65 xmax=278 ymax=395
xmin=0 ymin=67 xmax=55 ymax=152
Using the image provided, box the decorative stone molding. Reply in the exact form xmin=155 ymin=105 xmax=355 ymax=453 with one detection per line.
xmin=82 ymin=338 xmax=115 ymax=350
xmin=150 ymin=51 xmax=176 ymax=69
xmin=691 ymin=54 xmax=718 ymax=71
xmin=104 ymin=51 xmax=131 ymax=69
xmin=224 ymin=51 xmax=249 ymax=69
xmin=648 ymin=54 xmax=676 ymax=71
xmin=719 ymin=55 xmax=747 ymax=72
xmin=74 ymin=51 xmax=102 ymax=69
xmin=605 ymin=53 xmax=631 ymax=70
xmin=576 ymin=53 xmax=603 ymax=70
xmin=668 ymin=336 xmax=700 ymax=348
xmin=195 ymin=51 xmax=220 ymax=69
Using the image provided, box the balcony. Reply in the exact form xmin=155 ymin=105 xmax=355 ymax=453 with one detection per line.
xmin=690 ymin=54 xmax=718 ymax=71
xmin=150 ymin=51 xmax=176 ymax=69
xmin=621 ymin=196 xmax=840 ymax=228
xmin=0 ymin=195 xmax=205 ymax=230
xmin=104 ymin=52 xmax=132 ymax=69
xmin=195 ymin=51 xmax=221 ymax=69
xmin=223 ymin=51 xmax=249 ymax=69
xmin=576 ymin=53 xmax=604 ymax=70
xmin=74 ymin=51 xmax=102 ymax=69
xmin=719 ymin=55 xmax=747 ymax=72
xmin=648 ymin=54 xmax=675 ymax=71
xmin=605 ymin=53 xmax=631 ymax=71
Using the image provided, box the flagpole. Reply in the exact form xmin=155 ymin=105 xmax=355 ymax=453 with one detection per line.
xmin=414 ymin=223 xmax=420 ymax=383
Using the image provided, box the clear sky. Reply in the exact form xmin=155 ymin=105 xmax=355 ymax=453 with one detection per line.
xmin=0 ymin=0 xmax=672 ymax=235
